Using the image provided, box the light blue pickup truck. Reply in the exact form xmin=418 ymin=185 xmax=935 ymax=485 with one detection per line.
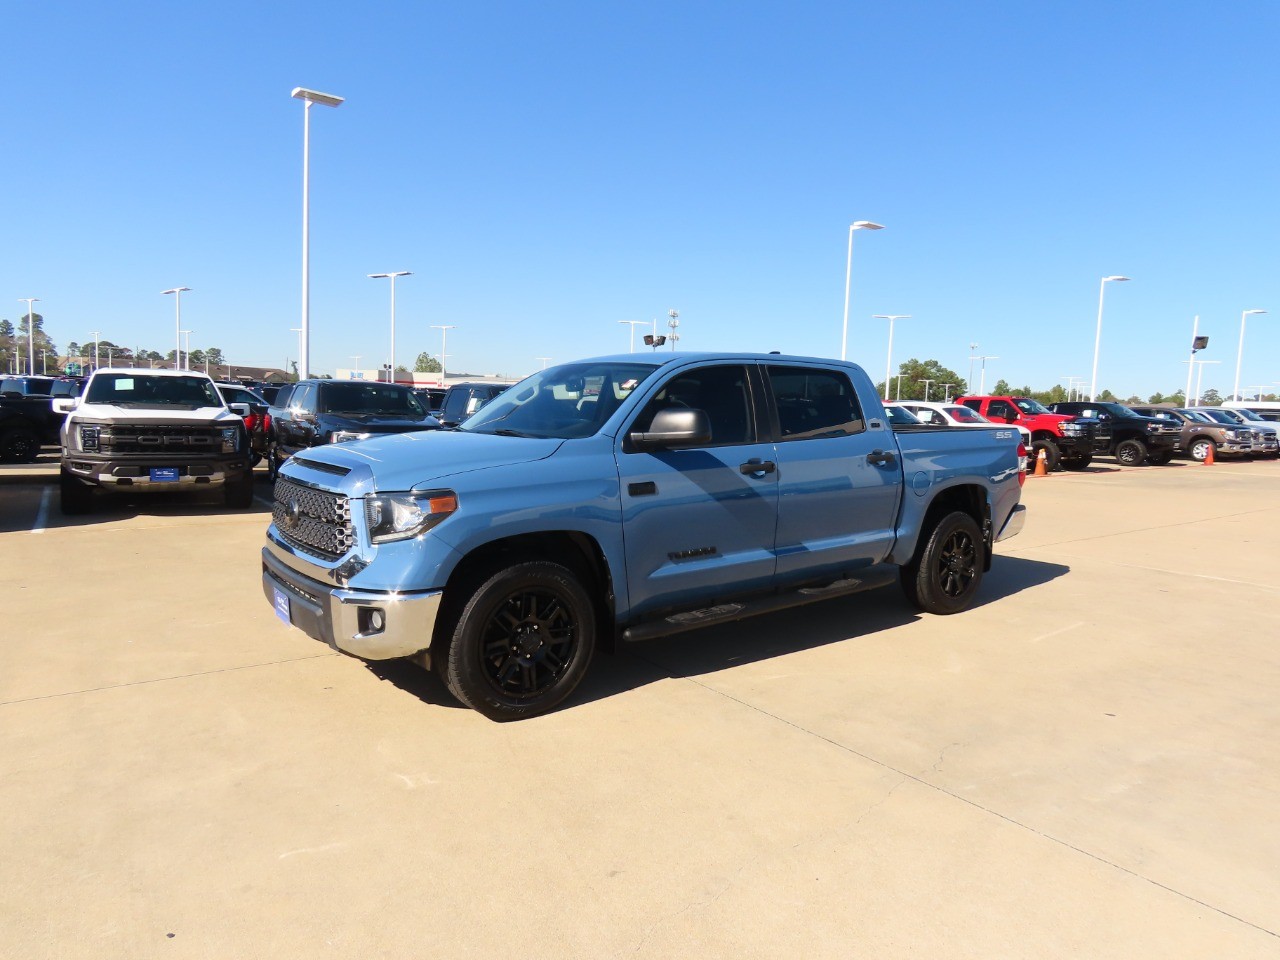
xmin=262 ymin=354 xmax=1026 ymax=720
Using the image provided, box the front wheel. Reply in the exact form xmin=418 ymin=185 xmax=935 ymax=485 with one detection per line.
xmin=0 ymin=428 xmax=40 ymax=463
xmin=59 ymin=467 xmax=93 ymax=515
xmin=1114 ymin=438 xmax=1148 ymax=466
xmin=224 ymin=474 xmax=254 ymax=508
xmin=442 ymin=561 xmax=596 ymax=721
xmin=1147 ymin=448 xmax=1174 ymax=465
xmin=266 ymin=445 xmax=280 ymax=482
xmin=1188 ymin=437 xmax=1216 ymax=462
xmin=900 ymin=511 xmax=986 ymax=615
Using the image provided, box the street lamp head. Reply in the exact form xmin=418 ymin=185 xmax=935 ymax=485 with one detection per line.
xmin=1243 ymin=309 xmax=1266 ymax=316
xmin=872 ymin=314 xmax=912 ymax=321
xmin=368 ymin=271 xmax=412 ymax=279
xmin=1103 ymin=276 xmax=1130 ymax=283
xmin=161 ymin=287 xmax=191 ymax=295
xmin=852 ymin=221 xmax=885 ymax=231
xmin=292 ymin=87 xmax=344 ymax=107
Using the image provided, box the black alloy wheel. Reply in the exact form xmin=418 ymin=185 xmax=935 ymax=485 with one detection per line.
xmin=1114 ymin=438 xmax=1148 ymax=466
xmin=900 ymin=510 xmax=986 ymax=615
xmin=443 ymin=561 xmax=595 ymax=721
xmin=0 ymin=428 xmax=39 ymax=463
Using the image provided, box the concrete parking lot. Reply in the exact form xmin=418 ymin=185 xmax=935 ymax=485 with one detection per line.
xmin=2 ymin=458 xmax=1278 ymax=959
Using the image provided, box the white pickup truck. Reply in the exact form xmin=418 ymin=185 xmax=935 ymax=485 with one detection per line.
xmin=55 ymin=368 xmax=255 ymax=514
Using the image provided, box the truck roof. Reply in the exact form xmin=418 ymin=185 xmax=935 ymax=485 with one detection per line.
xmin=87 ymin=367 xmax=216 ymax=379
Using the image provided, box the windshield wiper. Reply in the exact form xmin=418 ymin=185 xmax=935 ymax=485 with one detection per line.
xmin=490 ymin=428 xmax=531 ymax=438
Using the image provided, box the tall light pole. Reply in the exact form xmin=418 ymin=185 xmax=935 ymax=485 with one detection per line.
xmin=289 ymin=327 xmax=303 ymax=380
xmin=18 ymin=298 xmax=39 ymax=376
xmin=976 ymin=355 xmax=999 ymax=394
xmin=1089 ymin=275 xmax=1130 ymax=401
xmin=431 ymin=324 xmax=456 ymax=384
xmin=1232 ymin=309 xmax=1266 ymax=402
xmin=292 ymin=86 xmax=344 ymax=381
xmin=1184 ymin=316 xmax=1203 ymax=405
xmin=536 ymin=357 xmax=552 ymax=370
xmin=919 ymin=378 xmax=935 ymax=400
xmin=1184 ymin=358 xmax=1220 ymax=406
xmin=91 ymin=331 xmax=101 ymax=371
xmin=617 ymin=320 xmax=648 ymax=353
xmin=181 ymin=330 xmax=193 ymax=370
xmin=873 ymin=315 xmax=911 ymax=401
xmin=967 ymin=342 xmax=979 ymax=392
xmin=840 ymin=221 xmax=884 ymax=361
xmin=1061 ymin=375 xmax=1084 ymax=402
xmin=162 ymin=287 xmax=190 ymax=369
xmin=350 ymin=355 xmax=362 ymax=379
xmin=368 ymin=271 xmax=411 ymax=384
xmin=939 ymin=382 xmax=954 ymax=401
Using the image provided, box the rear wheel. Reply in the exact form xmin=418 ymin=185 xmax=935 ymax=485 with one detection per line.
xmin=59 ymin=467 xmax=93 ymax=515
xmin=900 ymin=511 xmax=986 ymax=615
xmin=1188 ymin=437 xmax=1215 ymax=462
xmin=1059 ymin=451 xmax=1093 ymax=470
xmin=1115 ymin=438 xmax=1148 ymax=466
xmin=0 ymin=428 xmax=40 ymax=463
xmin=442 ymin=561 xmax=596 ymax=721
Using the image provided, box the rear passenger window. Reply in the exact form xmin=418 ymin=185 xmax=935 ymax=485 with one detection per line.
xmin=766 ymin=367 xmax=865 ymax=440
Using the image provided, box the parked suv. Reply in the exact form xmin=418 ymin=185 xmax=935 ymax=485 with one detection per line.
xmin=1127 ymin=406 xmax=1252 ymax=462
xmin=1047 ymin=401 xmax=1180 ymax=466
xmin=266 ymin=379 xmax=440 ymax=480
xmin=0 ymin=375 xmax=57 ymax=398
xmin=214 ymin=382 xmax=270 ymax=467
xmin=436 ymin=382 xmax=510 ymax=427
xmin=1187 ymin=408 xmax=1280 ymax=458
xmin=956 ymin=395 xmax=1097 ymax=470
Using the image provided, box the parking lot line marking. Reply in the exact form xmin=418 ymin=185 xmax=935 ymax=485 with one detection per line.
xmin=30 ymin=488 xmax=51 ymax=534
xmin=1028 ymin=621 xmax=1084 ymax=643
xmin=646 ymin=658 xmax=1280 ymax=942
xmin=0 ymin=652 xmax=339 ymax=707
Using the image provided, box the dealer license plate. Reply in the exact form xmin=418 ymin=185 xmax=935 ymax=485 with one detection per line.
xmin=273 ymin=586 xmax=291 ymax=625
xmin=149 ymin=467 xmax=179 ymax=482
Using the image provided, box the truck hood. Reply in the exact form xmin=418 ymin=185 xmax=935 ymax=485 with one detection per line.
xmin=73 ymin=402 xmax=240 ymax=424
xmin=287 ymin=429 xmax=565 ymax=490
xmin=323 ymin=412 xmax=441 ymax=430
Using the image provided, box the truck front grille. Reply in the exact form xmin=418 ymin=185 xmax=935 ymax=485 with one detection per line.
xmin=272 ymin=477 xmax=355 ymax=560
xmin=103 ymin=424 xmax=223 ymax=454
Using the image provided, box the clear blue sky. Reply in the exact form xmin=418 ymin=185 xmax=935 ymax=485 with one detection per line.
xmin=3 ymin=0 xmax=1277 ymax=397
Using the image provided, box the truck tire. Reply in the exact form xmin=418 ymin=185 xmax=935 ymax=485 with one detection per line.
xmin=1146 ymin=448 xmax=1174 ymax=465
xmin=899 ymin=510 xmax=985 ymax=615
xmin=1059 ymin=451 xmax=1093 ymax=470
xmin=266 ymin=445 xmax=281 ymax=483
xmin=1188 ymin=437 xmax=1215 ymax=462
xmin=442 ymin=561 xmax=595 ymax=721
xmin=1030 ymin=439 xmax=1060 ymax=472
xmin=1114 ymin=438 xmax=1148 ymax=466
xmin=59 ymin=467 xmax=93 ymax=515
xmin=0 ymin=428 xmax=40 ymax=463
xmin=224 ymin=474 xmax=255 ymax=508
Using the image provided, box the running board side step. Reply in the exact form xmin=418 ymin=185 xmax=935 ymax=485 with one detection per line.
xmin=620 ymin=568 xmax=899 ymax=643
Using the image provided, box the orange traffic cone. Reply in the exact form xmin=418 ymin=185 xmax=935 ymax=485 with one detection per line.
xmin=1204 ymin=443 xmax=1215 ymax=466
xmin=1033 ymin=447 xmax=1048 ymax=477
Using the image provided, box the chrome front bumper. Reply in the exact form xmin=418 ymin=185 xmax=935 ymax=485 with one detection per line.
xmin=261 ymin=545 xmax=442 ymax=661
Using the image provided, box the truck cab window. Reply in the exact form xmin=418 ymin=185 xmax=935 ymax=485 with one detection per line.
xmin=766 ymin=366 xmax=864 ymax=440
xmin=632 ymin=365 xmax=754 ymax=446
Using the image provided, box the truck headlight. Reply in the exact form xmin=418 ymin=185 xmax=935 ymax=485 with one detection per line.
xmin=79 ymin=425 xmax=100 ymax=453
xmin=331 ymin=430 xmax=372 ymax=443
xmin=1059 ymin=422 xmax=1081 ymax=435
xmin=365 ymin=490 xmax=458 ymax=544
xmin=220 ymin=427 xmax=239 ymax=453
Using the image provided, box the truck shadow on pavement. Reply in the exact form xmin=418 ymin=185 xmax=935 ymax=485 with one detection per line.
xmin=365 ymin=555 xmax=1071 ymax=715
xmin=41 ymin=490 xmax=272 ymax=530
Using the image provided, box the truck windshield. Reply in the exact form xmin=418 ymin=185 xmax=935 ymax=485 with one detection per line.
xmin=85 ymin=374 xmax=222 ymax=408
xmin=463 ymin=361 xmax=659 ymax=439
xmin=319 ymin=383 xmax=426 ymax=417
xmin=1013 ymin=398 xmax=1050 ymax=414
xmin=945 ymin=405 xmax=988 ymax=423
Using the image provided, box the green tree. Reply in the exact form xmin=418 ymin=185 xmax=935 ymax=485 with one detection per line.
xmin=991 ymin=379 xmax=1012 ymax=395
xmin=414 ymin=351 xmax=443 ymax=373
xmin=876 ymin=358 xmax=967 ymax=402
xmin=204 ymin=347 xmax=225 ymax=366
xmin=1200 ymin=388 xmax=1223 ymax=405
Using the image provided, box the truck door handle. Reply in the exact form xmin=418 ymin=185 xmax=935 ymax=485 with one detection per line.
xmin=739 ymin=459 xmax=776 ymax=475
xmin=867 ymin=449 xmax=896 ymax=466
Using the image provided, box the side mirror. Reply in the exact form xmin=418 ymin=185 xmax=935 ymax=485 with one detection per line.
xmin=630 ymin=407 xmax=712 ymax=450
xmin=228 ymin=402 xmax=251 ymax=417
xmin=52 ymin=398 xmax=77 ymax=414
xmin=1004 ymin=413 xmax=1018 ymax=423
